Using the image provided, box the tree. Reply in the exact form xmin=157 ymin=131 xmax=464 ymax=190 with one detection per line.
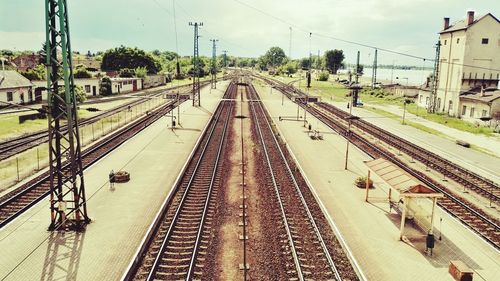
xmin=119 ymin=68 xmax=135 ymax=78
xmin=356 ymin=64 xmax=364 ymax=76
xmin=21 ymin=64 xmax=46 ymax=81
xmin=74 ymin=85 xmax=87 ymax=103
xmin=282 ymin=61 xmax=298 ymax=75
xmin=135 ymin=66 xmax=147 ymax=78
xmin=261 ymin=47 xmax=286 ymax=69
xmin=74 ymin=66 xmax=92 ymax=78
xmin=101 ymin=46 xmax=160 ymax=74
xmin=100 ymin=77 xmax=112 ymax=96
xmin=324 ymin=49 xmax=345 ymax=74
xmin=299 ymin=57 xmax=311 ymax=70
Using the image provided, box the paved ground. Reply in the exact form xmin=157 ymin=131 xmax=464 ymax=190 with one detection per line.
xmin=0 ymin=82 xmax=228 ymax=281
xmin=256 ymin=82 xmax=500 ymax=281
xmin=328 ymin=101 xmax=500 ymax=185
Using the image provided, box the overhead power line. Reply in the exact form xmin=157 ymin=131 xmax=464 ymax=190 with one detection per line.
xmin=231 ymin=0 xmax=500 ymax=72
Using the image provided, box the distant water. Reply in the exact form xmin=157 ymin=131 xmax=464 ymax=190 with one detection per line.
xmin=338 ymin=67 xmax=433 ymax=86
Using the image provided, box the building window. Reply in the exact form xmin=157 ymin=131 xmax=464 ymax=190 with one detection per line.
xmin=425 ymin=97 xmax=429 ymax=105
xmin=444 ymin=39 xmax=447 ymax=45
xmin=7 ymin=92 xmax=13 ymax=102
xmin=419 ymin=95 xmax=423 ymax=103
xmin=457 ymin=38 xmax=460 ymax=44
xmin=482 ymin=110 xmax=487 ymax=117
xmin=470 ymin=107 xmax=475 ymax=117
xmin=85 ymin=85 xmax=91 ymax=93
xmin=462 ymin=105 xmax=467 ymax=115
xmin=481 ymin=38 xmax=489 ymax=44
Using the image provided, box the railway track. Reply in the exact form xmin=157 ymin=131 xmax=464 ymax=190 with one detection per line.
xmin=0 ymin=82 xmax=207 ymax=162
xmin=307 ymin=103 xmax=500 ymax=249
xmin=0 ymin=96 xmax=184 ymax=229
xmin=255 ymin=74 xmax=499 ymax=249
xmin=316 ymin=102 xmax=500 ymax=203
xmin=246 ymin=82 xmax=344 ymax=281
xmin=124 ymin=81 xmax=237 ymax=281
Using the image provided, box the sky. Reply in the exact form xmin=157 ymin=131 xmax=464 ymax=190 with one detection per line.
xmin=0 ymin=0 xmax=499 ymax=66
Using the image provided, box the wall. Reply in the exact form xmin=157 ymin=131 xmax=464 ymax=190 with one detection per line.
xmin=143 ymin=75 xmax=167 ymax=89
xmin=32 ymin=78 xmax=100 ymax=100
xmin=0 ymin=86 xmax=33 ymax=104
xmin=110 ymin=78 xmax=143 ymax=94
xmin=417 ymin=90 xmax=432 ymax=109
xmin=459 ymin=99 xmax=492 ymax=124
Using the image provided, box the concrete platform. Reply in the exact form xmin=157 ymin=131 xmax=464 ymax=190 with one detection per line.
xmin=256 ymin=83 xmax=500 ymax=281
xmin=0 ymin=82 xmax=228 ymax=281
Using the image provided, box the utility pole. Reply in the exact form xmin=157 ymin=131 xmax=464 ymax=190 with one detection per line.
xmin=306 ymin=32 xmax=312 ymax=88
xmin=429 ymin=41 xmax=441 ymax=113
xmin=372 ymin=49 xmax=378 ymax=88
xmin=222 ymin=50 xmax=228 ymax=68
xmin=45 ymin=0 xmax=90 ymax=231
xmin=210 ymin=39 xmax=218 ymax=89
xmin=189 ymin=22 xmax=203 ymax=107
xmin=352 ymin=51 xmax=361 ymax=107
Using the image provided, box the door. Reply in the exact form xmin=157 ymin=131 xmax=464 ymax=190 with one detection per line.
xmin=132 ymin=80 xmax=137 ymax=91
xmin=92 ymin=86 xmax=97 ymax=96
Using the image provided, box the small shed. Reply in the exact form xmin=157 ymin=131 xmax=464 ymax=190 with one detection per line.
xmin=365 ymin=158 xmax=444 ymax=240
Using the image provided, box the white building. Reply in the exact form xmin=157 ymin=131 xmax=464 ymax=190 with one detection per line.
xmin=110 ymin=77 xmax=143 ymax=94
xmin=435 ymin=11 xmax=500 ymax=116
xmin=32 ymin=78 xmax=100 ymax=102
xmin=0 ymin=70 xmax=34 ymax=104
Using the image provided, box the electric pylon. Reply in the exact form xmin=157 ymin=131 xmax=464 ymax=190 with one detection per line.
xmin=429 ymin=41 xmax=441 ymax=113
xmin=210 ymin=39 xmax=218 ymax=89
xmin=45 ymin=0 xmax=90 ymax=231
xmin=222 ymin=50 xmax=228 ymax=68
xmin=189 ymin=22 xmax=203 ymax=106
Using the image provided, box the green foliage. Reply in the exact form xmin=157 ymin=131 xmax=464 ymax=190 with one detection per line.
xmin=119 ymin=68 xmax=135 ymax=78
xmin=357 ymin=64 xmax=364 ymax=76
xmin=299 ymin=58 xmax=311 ymax=69
xmin=318 ymin=71 xmax=329 ymax=81
xmin=101 ymin=46 xmax=160 ymax=74
xmin=20 ymin=64 xmax=46 ymax=81
xmin=259 ymin=47 xmax=286 ymax=70
xmin=73 ymin=66 xmax=92 ymax=79
xmin=74 ymin=85 xmax=87 ymax=103
xmin=282 ymin=61 xmax=298 ymax=75
xmin=100 ymin=77 xmax=112 ymax=96
xmin=324 ymin=49 xmax=344 ymax=74
xmin=135 ymin=66 xmax=147 ymax=78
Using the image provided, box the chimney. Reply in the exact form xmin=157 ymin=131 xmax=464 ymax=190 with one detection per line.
xmin=467 ymin=11 xmax=474 ymax=26
xmin=443 ymin=17 xmax=450 ymax=29
xmin=480 ymin=85 xmax=485 ymax=97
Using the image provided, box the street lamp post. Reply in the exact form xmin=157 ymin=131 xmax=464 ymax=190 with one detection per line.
xmin=396 ymin=77 xmax=410 ymax=125
xmin=344 ymin=115 xmax=360 ymax=170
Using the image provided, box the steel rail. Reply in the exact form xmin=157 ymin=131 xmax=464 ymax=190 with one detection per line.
xmin=309 ymin=106 xmax=500 ymax=249
xmin=146 ymin=85 xmax=235 ymax=280
xmin=248 ymin=83 xmax=342 ymax=280
xmin=0 ymin=99 xmax=179 ymax=228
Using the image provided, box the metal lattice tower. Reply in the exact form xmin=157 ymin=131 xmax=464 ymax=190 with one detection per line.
xmin=210 ymin=39 xmax=218 ymax=89
xmin=45 ymin=0 xmax=90 ymax=231
xmin=190 ymin=22 xmax=202 ymax=106
xmin=222 ymin=50 xmax=228 ymax=68
xmin=372 ymin=49 xmax=378 ymax=88
xmin=429 ymin=41 xmax=441 ymax=113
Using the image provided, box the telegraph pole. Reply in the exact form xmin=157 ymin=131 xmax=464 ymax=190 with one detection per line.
xmin=210 ymin=39 xmax=218 ymax=89
xmin=189 ymin=22 xmax=203 ymax=106
xmin=222 ymin=50 xmax=228 ymax=68
xmin=352 ymin=51 xmax=361 ymax=107
xmin=45 ymin=0 xmax=90 ymax=231
xmin=429 ymin=41 xmax=441 ymax=113
xmin=372 ymin=49 xmax=378 ymax=88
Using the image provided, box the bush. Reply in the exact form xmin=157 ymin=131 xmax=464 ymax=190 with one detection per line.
xmin=318 ymin=71 xmax=329 ymax=81
xmin=355 ymin=176 xmax=373 ymax=189
xmin=100 ymin=77 xmax=112 ymax=96
xmin=74 ymin=67 xmax=92 ymax=79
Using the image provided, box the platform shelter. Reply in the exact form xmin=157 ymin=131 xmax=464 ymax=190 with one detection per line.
xmin=365 ymin=158 xmax=444 ymax=240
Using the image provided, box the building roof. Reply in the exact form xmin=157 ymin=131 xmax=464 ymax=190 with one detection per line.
xmin=460 ymin=88 xmax=500 ymax=104
xmin=440 ymin=13 xmax=500 ymax=34
xmin=0 ymin=70 xmax=33 ymax=89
